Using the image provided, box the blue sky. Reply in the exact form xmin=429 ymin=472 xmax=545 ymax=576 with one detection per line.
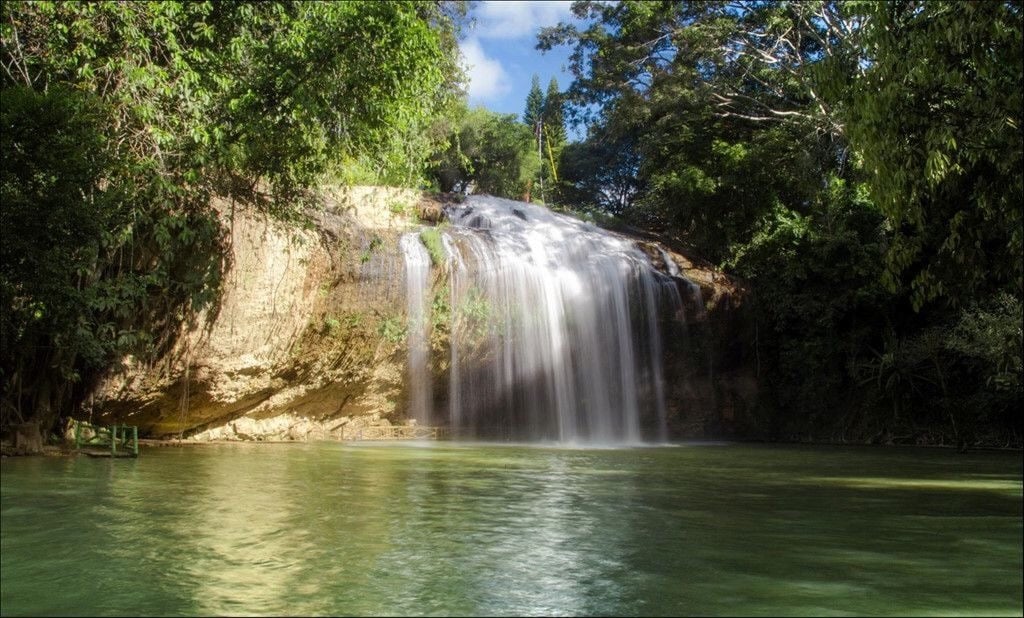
xmin=458 ymin=1 xmax=584 ymax=139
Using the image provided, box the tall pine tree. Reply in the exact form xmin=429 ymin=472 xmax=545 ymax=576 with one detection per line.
xmin=521 ymin=74 xmax=545 ymax=202
xmin=542 ymin=77 xmax=566 ymax=149
xmin=523 ymin=74 xmax=544 ymax=134
xmin=541 ymin=77 xmax=566 ymax=186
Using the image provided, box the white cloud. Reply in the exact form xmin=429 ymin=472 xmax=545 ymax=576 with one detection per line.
xmin=459 ymin=37 xmax=512 ymax=102
xmin=472 ymin=0 xmax=574 ymax=40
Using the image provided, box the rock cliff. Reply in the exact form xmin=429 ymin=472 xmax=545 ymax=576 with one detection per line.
xmin=89 ymin=188 xmax=755 ymax=441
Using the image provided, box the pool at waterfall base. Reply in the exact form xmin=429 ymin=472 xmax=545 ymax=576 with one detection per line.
xmin=2 ymin=442 xmax=1021 ymax=616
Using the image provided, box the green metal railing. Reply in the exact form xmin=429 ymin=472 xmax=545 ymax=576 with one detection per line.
xmin=73 ymin=421 xmax=139 ymax=457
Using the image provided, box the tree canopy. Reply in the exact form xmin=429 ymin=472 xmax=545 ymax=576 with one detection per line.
xmin=542 ymin=0 xmax=1022 ymax=446
xmin=0 ymin=0 xmax=466 ymax=432
xmin=429 ymin=106 xmax=539 ymax=200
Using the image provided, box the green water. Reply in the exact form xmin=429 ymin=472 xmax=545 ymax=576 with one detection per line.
xmin=1 ymin=442 xmax=1021 ymax=616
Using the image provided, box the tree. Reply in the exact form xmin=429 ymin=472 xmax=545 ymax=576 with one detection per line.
xmin=554 ymin=100 xmax=643 ymax=215
xmin=429 ymin=107 xmax=539 ymax=200
xmin=540 ymin=1 xmax=844 ymax=257
xmin=544 ymin=0 xmax=1021 ymax=310
xmin=541 ymin=77 xmax=567 ymax=188
xmin=540 ymin=0 xmax=1023 ymax=445
xmin=523 ymin=74 xmax=545 ymax=132
xmin=0 ymin=1 xmax=466 ymax=433
xmin=837 ymin=1 xmax=1023 ymax=310
xmin=428 ymin=102 xmax=475 ymax=194
xmin=475 ymin=112 xmax=542 ymax=199
xmin=1 ymin=1 xmax=464 ymax=205
xmin=0 ymin=85 xmax=225 ymax=436
xmin=542 ymin=78 xmax=567 ymax=149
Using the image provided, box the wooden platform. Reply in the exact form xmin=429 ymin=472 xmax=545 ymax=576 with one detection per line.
xmin=71 ymin=421 xmax=140 ymax=458
xmin=80 ymin=448 xmax=138 ymax=459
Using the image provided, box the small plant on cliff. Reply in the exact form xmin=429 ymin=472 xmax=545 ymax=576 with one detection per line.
xmin=432 ymin=284 xmax=451 ymax=332
xmin=342 ymin=312 xmax=365 ymax=330
xmin=378 ymin=315 xmax=406 ymax=344
xmin=323 ymin=315 xmax=342 ymax=336
xmin=458 ymin=287 xmax=492 ymax=340
xmin=419 ymin=228 xmax=446 ymax=267
xmin=360 ymin=235 xmax=383 ymax=264
xmin=389 ymin=201 xmax=412 ymax=217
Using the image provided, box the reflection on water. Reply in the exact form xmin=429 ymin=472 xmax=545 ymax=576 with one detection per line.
xmin=2 ymin=443 xmax=1021 ymax=616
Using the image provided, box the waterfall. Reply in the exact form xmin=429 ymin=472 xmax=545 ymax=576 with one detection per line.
xmin=400 ymin=196 xmax=683 ymax=443
xmin=400 ymin=234 xmax=432 ymax=425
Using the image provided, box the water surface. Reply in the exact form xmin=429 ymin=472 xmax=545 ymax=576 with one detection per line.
xmin=2 ymin=442 xmax=1021 ymax=616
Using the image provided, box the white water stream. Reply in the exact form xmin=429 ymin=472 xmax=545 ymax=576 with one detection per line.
xmin=401 ymin=196 xmax=686 ymax=442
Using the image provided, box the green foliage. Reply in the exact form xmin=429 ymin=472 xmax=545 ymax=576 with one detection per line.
xmin=542 ymin=78 xmax=567 ymax=151
xmin=427 ymin=104 xmax=475 ymax=193
xmin=419 ymin=228 xmax=446 ymax=267
xmin=377 ymin=315 xmax=407 ymax=344
xmin=474 ymin=111 xmax=541 ymax=199
xmin=0 ymin=85 xmax=224 ymax=429
xmin=389 ymin=201 xmax=412 ymax=217
xmin=431 ymin=283 xmax=451 ymax=332
xmin=321 ymin=311 xmax=366 ymax=339
xmin=539 ymin=77 xmax=567 ymax=195
xmin=341 ymin=312 xmax=364 ymax=330
xmin=460 ymin=290 xmax=491 ymax=324
xmin=948 ymin=293 xmax=1023 ymax=395
xmin=323 ymin=316 xmax=342 ymax=336
xmin=428 ymin=106 xmax=540 ymax=199
xmin=1 ymin=1 xmax=463 ymax=204
xmin=455 ymin=286 xmax=493 ymax=341
xmin=727 ymin=176 xmax=893 ymax=437
xmin=0 ymin=0 xmax=466 ymax=430
xmin=553 ymin=115 xmax=642 ymax=215
xmin=523 ymin=74 xmax=544 ymax=130
xmin=514 ymin=74 xmax=568 ymax=203
xmin=360 ymin=235 xmax=383 ymax=264
xmin=543 ymin=1 xmax=849 ymax=254
xmin=835 ymin=1 xmax=1023 ymax=310
xmin=544 ymin=0 xmax=1023 ymax=444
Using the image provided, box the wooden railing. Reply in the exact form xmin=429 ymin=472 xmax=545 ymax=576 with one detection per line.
xmin=73 ymin=421 xmax=139 ymax=457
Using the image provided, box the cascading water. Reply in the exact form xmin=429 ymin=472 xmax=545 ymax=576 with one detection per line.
xmin=400 ymin=234 xmax=432 ymax=425
xmin=659 ymin=246 xmax=705 ymax=322
xmin=400 ymin=196 xmax=684 ymax=443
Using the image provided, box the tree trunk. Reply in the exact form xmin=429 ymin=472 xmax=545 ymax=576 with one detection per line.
xmin=13 ymin=422 xmax=42 ymax=454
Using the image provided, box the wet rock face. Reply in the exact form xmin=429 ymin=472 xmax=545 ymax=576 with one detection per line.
xmin=633 ymin=241 xmax=758 ymax=440
xmin=92 ymin=187 xmax=425 ymax=439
